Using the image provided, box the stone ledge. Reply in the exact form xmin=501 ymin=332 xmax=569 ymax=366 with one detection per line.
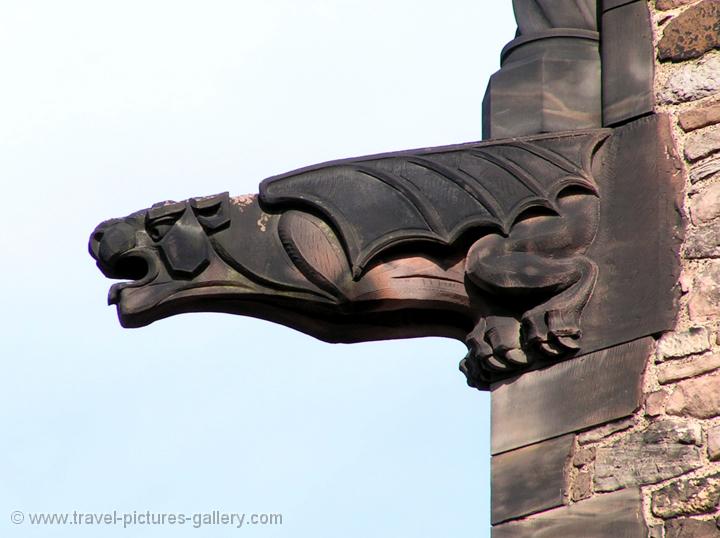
xmin=491 ymin=339 xmax=650 ymax=454
xmin=491 ymin=489 xmax=646 ymax=537
xmin=491 ymin=435 xmax=573 ymax=524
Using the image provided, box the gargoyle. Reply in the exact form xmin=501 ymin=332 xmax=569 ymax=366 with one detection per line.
xmin=90 ymin=128 xmax=611 ymax=389
xmin=89 ymin=0 xmax=678 ymax=391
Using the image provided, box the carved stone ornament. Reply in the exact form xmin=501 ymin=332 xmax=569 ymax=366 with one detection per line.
xmin=483 ymin=0 xmax=601 ymax=138
xmin=90 ymin=114 xmax=682 ymax=389
xmin=482 ymin=0 xmax=654 ymax=137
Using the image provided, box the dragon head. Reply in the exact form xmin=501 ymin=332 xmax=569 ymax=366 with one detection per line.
xmin=89 ymin=192 xmax=337 ymax=328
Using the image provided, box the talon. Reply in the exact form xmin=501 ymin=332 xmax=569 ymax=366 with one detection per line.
xmin=555 ymin=335 xmax=581 ymax=350
xmin=466 ymin=317 xmax=528 ymax=376
xmin=483 ymin=355 xmax=511 ymax=371
xmin=539 ymin=342 xmax=563 ymax=356
xmin=504 ymin=348 xmax=530 ymax=366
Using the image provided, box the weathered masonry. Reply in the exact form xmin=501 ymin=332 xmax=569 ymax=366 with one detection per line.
xmin=89 ymin=1 xmax=720 ymax=535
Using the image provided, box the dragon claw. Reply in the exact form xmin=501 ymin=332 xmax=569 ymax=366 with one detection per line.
xmin=504 ymin=348 xmax=530 ymax=366
xmin=555 ymin=335 xmax=581 ymax=350
xmin=463 ymin=316 xmax=531 ymax=378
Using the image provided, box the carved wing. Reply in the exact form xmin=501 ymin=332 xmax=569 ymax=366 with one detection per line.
xmin=259 ymin=130 xmax=609 ymax=278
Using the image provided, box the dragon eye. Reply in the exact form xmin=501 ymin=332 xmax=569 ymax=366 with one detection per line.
xmin=146 ymin=201 xmax=187 ymax=241
xmin=146 ymin=214 xmax=180 ymax=241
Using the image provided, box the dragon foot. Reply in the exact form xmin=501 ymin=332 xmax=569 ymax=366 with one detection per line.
xmin=464 ymin=317 xmax=530 ymax=373
xmin=460 ymin=308 xmax=585 ymax=386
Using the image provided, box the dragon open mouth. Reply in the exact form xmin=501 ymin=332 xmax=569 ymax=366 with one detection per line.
xmin=107 ymin=250 xmax=160 ymax=305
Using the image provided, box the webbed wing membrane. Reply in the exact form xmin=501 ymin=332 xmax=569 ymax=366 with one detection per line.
xmin=260 ymin=130 xmax=609 ymax=278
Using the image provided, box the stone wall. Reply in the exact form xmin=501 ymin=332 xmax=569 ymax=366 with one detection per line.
xmin=490 ymin=1 xmax=720 ymax=536
xmin=572 ymin=1 xmax=720 ymax=535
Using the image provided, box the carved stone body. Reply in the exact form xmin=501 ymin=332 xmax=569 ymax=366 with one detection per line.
xmin=90 ymin=115 xmax=681 ymax=389
xmin=464 ymin=191 xmax=598 ymax=377
xmin=90 ymin=129 xmax=609 ymax=388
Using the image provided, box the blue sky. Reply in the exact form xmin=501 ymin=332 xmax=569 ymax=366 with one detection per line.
xmin=0 ymin=1 xmax=515 ymax=536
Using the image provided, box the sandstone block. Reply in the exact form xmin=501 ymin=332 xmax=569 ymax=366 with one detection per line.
xmin=685 ymin=222 xmax=720 ymax=258
xmin=491 ymin=435 xmax=572 ymax=524
xmin=686 ymin=126 xmax=720 ymax=162
xmin=665 ymin=518 xmax=720 ymax=537
xmin=577 ymin=416 xmax=635 ymax=445
xmin=667 ymin=373 xmax=720 ymax=418
xmin=573 ymin=446 xmax=596 ymax=468
xmin=689 ymin=262 xmax=720 ymax=320
xmin=658 ymin=354 xmax=720 ymax=384
xmin=491 ymin=340 xmax=649 ymax=453
xmin=491 ymin=489 xmax=646 ymax=537
xmin=570 ymin=470 xmax=593 ymax=502
xmin=692 ymin=183 xmax=720 ymax=223
xmin=653 ymin=472 xmax=720 ymax=518
xmin=658 ymin=54 xmax=720 ymax=104
xmin=657 ymin=327 xmax=711 ymax=359
xmin=658 ymin=0 xmax=720 ymax=62
xmin=708 ymin=424 xmax=720 ymax=460
xmin=594 ymin=418 xmax=703 ymax=492
xmin=681 ymin=102 xmax=720 ymax=132
xmin=691 ymin=158 xmax=720 ymax=184
xmin=646 ymin=390 xmax=669 ymax=416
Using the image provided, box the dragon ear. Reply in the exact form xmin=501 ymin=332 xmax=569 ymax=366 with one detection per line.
xmin=278 ymin=211 xmax=351 ymax=300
